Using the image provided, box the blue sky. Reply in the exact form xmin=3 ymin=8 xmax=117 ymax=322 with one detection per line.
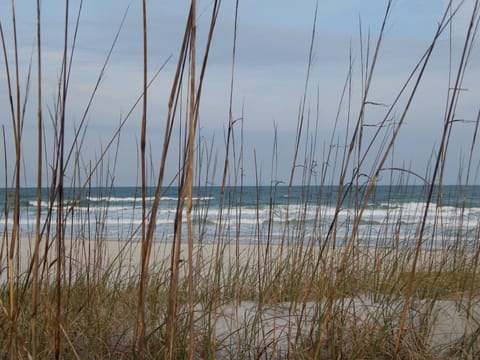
xmin=0 ymin=0 xmax=479 ymax=186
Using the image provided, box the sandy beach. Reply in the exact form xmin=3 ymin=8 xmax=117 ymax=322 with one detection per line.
xmin=2 ymin=236 xmax=479 ymax=357
xmin=4 ymin=234 xmax=473 ymax=281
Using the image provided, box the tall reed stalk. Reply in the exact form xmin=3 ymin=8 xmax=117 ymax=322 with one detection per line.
xmin=31 ymin=0 xmax=42 ymax=358
xmin=134 ymin=0 xmax=149 ymax=352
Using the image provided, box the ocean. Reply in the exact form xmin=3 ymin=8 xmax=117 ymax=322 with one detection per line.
xmin=1 ymin=185 xmax=479 ymax=249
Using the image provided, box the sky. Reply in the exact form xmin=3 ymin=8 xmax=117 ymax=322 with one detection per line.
xmin=0 ymin=0 xmax=479 ymax=187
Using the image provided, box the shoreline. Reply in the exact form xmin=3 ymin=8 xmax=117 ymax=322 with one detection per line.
xmin=2 ymin=235 xmax=478 ymax=283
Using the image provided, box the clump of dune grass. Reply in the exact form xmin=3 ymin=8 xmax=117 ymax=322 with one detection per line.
xmin=1 ymin=0 xmax=480 ymax=359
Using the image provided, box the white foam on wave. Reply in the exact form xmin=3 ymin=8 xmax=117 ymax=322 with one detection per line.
xmin=86 ymin=196 xmax=156 ymax=202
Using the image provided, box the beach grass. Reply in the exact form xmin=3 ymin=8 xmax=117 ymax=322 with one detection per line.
xmin=1 ymin=0 xmax=480 ymax=358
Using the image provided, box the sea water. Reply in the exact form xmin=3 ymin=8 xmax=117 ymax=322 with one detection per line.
xmin=0 ymin=185 xmax=479 ymax=249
